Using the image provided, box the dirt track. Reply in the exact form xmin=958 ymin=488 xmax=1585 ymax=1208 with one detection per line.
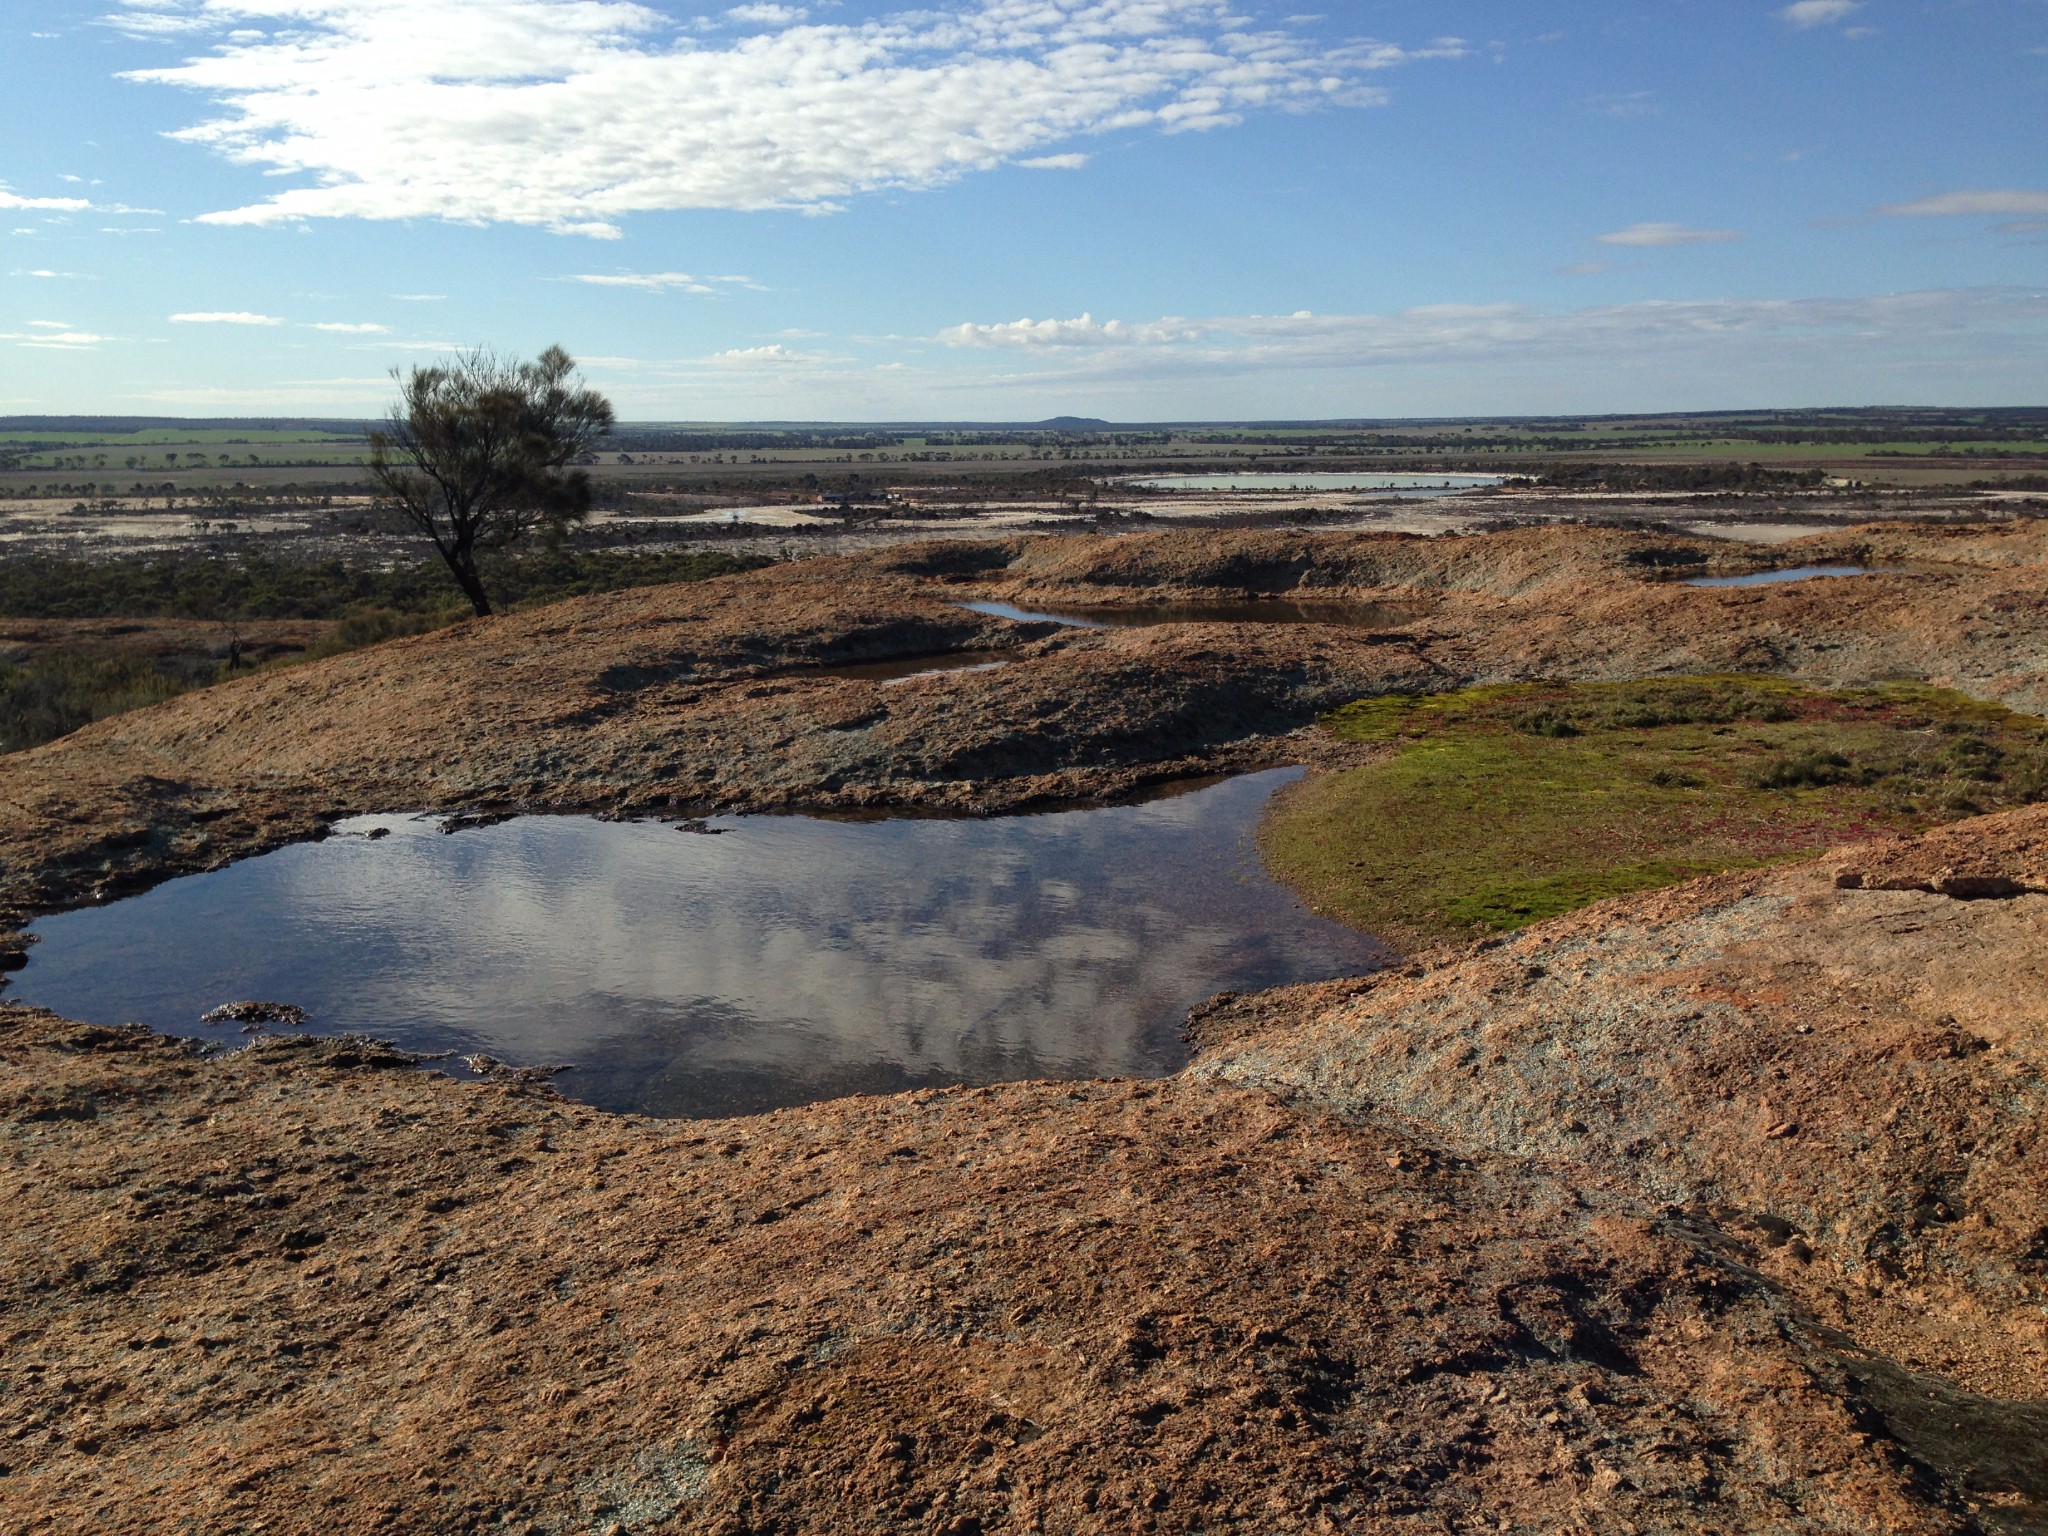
xmin=3 ymin=521 xmax=2047 ymax=1533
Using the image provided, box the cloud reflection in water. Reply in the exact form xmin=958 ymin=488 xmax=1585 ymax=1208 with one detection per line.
xmin=19 ymin=770 xmax=1390 ymax=1118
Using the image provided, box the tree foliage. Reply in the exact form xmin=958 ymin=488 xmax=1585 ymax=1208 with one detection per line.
xmin=369 ymin=346 xmax=614 ymax=615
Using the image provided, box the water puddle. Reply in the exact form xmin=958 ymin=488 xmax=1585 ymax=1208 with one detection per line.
xmin=1685 ymin=564 xmax=1881 ymax=588
xmin=959 ymin=598 xmax=1421 ymax=630
xmin=12 ymin=770 xmax=1389 ymax=1120
xmin=1130 ymin=473 xmax=1503 ymax=494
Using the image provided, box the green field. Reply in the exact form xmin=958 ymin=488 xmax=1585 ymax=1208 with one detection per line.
xmin=1262 ymin=677 xmax=2048 ymax=948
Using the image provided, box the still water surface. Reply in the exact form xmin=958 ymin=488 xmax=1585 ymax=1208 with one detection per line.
xmin=1131 ymin=473 xmax=1503 ymax=494
xmin=959 ymin=598 xmax=1421 ymax=630
xmin=15 ymin=771 xmax=1388 ymax=1119
xmin=1684 ymin=564 xmax=1876 ymax=588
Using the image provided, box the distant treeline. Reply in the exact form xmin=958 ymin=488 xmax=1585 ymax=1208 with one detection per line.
xmin=1531 ymin=463 xmax=1829 ymax=493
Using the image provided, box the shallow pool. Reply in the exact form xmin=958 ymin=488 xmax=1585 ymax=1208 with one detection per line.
xmin=959 ymin=598 xmax=1421 ymax=630
xmin=12 ymin=771 xmax=1389 ymax=1120
xmin=1685 ymin=564 xmax=1878 ymax=588
xmin=1130 ymin=473 xmax=1503 ymax=494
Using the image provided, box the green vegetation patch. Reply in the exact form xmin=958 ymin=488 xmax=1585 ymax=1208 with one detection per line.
xmin=1264 ymin=676 xmax=2048 ymax=946
xmin=0 ymin=652 xmax=192 ymax=754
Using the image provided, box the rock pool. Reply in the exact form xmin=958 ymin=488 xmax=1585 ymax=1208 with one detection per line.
xmin=12 ymin=770 xmax=1389 ymax=1119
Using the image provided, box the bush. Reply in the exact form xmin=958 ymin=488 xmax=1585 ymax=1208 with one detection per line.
xmin=0 ymin=653 xmax=190 ymax=753
xmin=0 ymin=547 xmax=768 ymax=623
xmin=0 ymin=547 xmax=771 ymax=752
xmin=1510 ymin=710 xmax=1580 ymax=738
xmin=1747 ymin=750 xmax=1861 ymax=789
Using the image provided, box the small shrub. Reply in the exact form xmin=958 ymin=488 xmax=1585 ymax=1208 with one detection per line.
xmin=1511 ymin=710 xmax=1581 ymax=738
xmin=0 ymin=652 xmax=188 ymax=753
xmin=1747 ymin=750 xmax=1860 ymax=790
xmin=1644 ymin=767 xmax=1704 ymax=788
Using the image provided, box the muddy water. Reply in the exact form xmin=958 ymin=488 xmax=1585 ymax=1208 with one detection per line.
xmin=959 ymin=599 xmax=1422 ymax=629
xmin=13 ymin=771 xmax=1389 ymax=1120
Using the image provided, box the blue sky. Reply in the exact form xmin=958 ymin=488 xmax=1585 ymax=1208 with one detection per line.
xmin=3 ymin=0 xmax=2044 ymax=420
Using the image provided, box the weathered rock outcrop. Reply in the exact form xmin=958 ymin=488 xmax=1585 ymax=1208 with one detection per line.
xmin=2 ymin=521 xmax=2045 ymax=1533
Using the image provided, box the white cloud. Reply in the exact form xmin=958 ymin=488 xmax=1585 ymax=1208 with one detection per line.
xmin=118 ymin=0 xmax=1464 ymax=236
xmin=1880 ymin=189 xmax=2048 ymax=218
xmin=570 ymin=271 xmax=757 ymax=294
xmin=102 ymin=4 xmax=215 ymax=37
xmin=926 ymin=288 xmax=2048 ymax=376
xmin=309 ymin=321 xmax=390 ymax=333
xmin=0 ymin=182 xmax=157 ymax=217
xmin=707 ymin=343 xmax=823 ymax=364
xmin=169 ymin=310 xmax=282 ymax=324
xmin=0 ymin=187 xmax=93 ymax=213
xmin=1779 ymin=0 xmax=1859 ymax=27
xmin=1017 ymin=153 xmax=1091 ymax=170
xmin=1596 ymin=222 xmax=1743 ymax=247
xmin=939 ymin=312 xmax=1202 ymax=348
xmin=726 ymin=3 xmax=806 ymax=23
xmin=1 ymin=329 xmax=112 ymax=349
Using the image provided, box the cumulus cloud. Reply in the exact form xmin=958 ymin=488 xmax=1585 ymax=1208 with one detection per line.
xmin=1778 ymin=0 xmax=1859 ymax=27
xmin=927 ymin=288 xmax=2048 ymax=375
xmin=1880 ymin=189 xmax=2048 ymax=217
xmin=939 ymin=312 xmax=1203 ymax=347
xmin=117 ymin=0 xmax=1464 ymax=235
xmin=1017 ymin=153 xmax=1091 ymax=170
xmin=704 ymin=343 xmax=831 ymax=365
xmin=0 ymin=187 xmax=94 ymax=213
xmin=169 ymin=310 xmax=282 ymax=324
xmin=1597 ymin=222 xmax=1743 ymax=247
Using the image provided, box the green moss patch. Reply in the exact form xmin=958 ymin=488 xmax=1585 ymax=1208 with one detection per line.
xmin=1263 ymin=676 xmax=2048 ymax=947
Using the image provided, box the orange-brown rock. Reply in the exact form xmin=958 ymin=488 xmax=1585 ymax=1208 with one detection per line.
xmin=1 ymin=521 xmax=2045 ymax=1533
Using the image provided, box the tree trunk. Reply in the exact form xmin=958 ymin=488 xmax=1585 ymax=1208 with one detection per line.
xmin=439 ymin=542 xmax=494 ymax=617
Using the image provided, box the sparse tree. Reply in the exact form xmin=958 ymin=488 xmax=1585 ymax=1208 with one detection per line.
xmin=369 ymin=346 xmax=613 ymax=617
